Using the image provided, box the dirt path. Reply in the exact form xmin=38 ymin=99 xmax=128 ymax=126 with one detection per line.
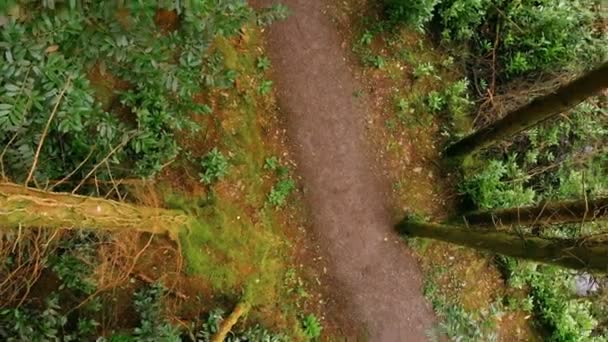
xmin=254 ymin=0 xmax=436 ymax=340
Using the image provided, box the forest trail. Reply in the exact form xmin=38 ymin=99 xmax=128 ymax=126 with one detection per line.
xmin=253 ymin=0 xmax=436 ymax=339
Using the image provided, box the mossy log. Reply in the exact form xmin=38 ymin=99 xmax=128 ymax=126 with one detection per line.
xmin=398 ymin=220 xmax=608 ymax=272
xmin=0 ymin=182 xmax=189 ymax=239
xmin=463 ymin=197 xmax=608 ymax=227
xmin=210 ymin=301 xmax=251 ymax=342
xmin=446 ymin=61 xmax=608 ymax=158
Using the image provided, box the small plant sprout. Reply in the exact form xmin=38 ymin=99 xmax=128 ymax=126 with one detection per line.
xmin=268 ymin=178 xmax=295 ymax=207
xmin=259 ymin=80 xmax=274 ymax=95
xmin=264 ymin=156 xmax=280 ymax=170
xmin=359 ymin=30 xmax=373 ymax=45
xmin=265 ymin=155 xmax=289 ymax=177
xmin=413 ymin=62 xmax=436 ymax=79
xmin=257 ymin=56 xmax=271 ymax=71
xmin=427 ymin=91 xmax=445 ymax=113
xmin=441 ymin=56 xmax=455 ymax=68
xmin=301 ymin=314 xmax=322 ymax=339
xmin=372 ymin=55 xmax=386 ymax=69
xmin=396 ymin=98 xmax=412 ymax=113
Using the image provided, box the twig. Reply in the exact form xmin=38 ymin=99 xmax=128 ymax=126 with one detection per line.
xmin=1 ymin=131 xmax=22 ymax=180
xmin=580 ymin=171 xmax=588 ymax=236
xmin=48 ymin=146 xmax=96 ymax=191
xmin=489 ymin=22 xmax=501 ymax=105
xmin=25 ymin=78 xmax=72 ymax=185
xmin=104 ymin=161 xmax=123 ymax=201
xmin=531 ymin=201 xmax=550 ymax=227
xmin=72 ymin=132 xmax=136 ymax=194
xmin=135 ymin=273 xmax=187 ymax=300
xmin=493 ymin=5 xmax=525 ymax=34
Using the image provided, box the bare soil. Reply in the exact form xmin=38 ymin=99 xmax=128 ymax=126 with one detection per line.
xmin=252 ymin=0 xmax=436 ymax=340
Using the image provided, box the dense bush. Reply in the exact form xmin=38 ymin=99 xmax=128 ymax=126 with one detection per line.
xmin=382 ymin=0 xmax=440 ymax=31
xmin=1 ymin=232 xmax=103 ymax=341
xmin=462 ymin=100 xmax=608 ymax=210
xmin=0 ymin=1 xmax=252 ymax=185
xmin=0 ymin=231 xmax=283 ymax=341
xmin=492 ymin=0 xmax=601 ymax=77
xmin=435 ymin=0 xmax=490 ymax=42
xmin=460 ymin=99 xmax=608 ymax=340
xmin=503 ymin=259 xmax=601 ymax=341
xmin=383 ymin=0 xmax=605 ymax=79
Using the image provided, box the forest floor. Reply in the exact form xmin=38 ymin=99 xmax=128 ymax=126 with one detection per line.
xmin=253 ymin=0 xmax=437 ymax=340
xmin=93 ymin=22 xmax=330 ymax=337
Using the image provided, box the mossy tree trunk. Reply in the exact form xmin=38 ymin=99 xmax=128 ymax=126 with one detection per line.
xmin=463 ymin=197 xmax=608 ymax=227
xmin=397 ymin=220 xmax=608 ymax=271
xmin=0 ymin=182 xmax=189 ymax=239
xmin=446 ymin=61 xmax=608 ymax=158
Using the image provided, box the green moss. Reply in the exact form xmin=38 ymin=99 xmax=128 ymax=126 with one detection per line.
xmin=172 ymin=28 xmax=288 ymax=308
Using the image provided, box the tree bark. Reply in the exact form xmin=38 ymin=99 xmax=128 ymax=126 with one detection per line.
xmin=397 ymin=220 xmax=608 ymax=271
xmin=446 ymin=61 xmax=608 ymax=158
xmin=463 ymin=197 xmax=608 ymax=227
xmin=210 ymin=301 xmax=251 ymax=342
xmin=0 ymin=182 xmax=189 ymax=239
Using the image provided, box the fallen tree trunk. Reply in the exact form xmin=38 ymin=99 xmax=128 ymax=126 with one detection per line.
xmin=0 ymin=182 xmax=189 ymax=239
xmin=211 ymin=301 xmax=251 ymax=342
xmin=463 ymin=197 xmax=608 ymax=227
xmin=397 ymin=219 xmax=608 ymax=272
xmin=446 ymin=61 xmax=608 ymax=158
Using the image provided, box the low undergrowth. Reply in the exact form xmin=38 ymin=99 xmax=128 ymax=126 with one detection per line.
xmin=0 ymin=232 xmax=284 ymax=341
xmin=460 ymin=100 xmax=608 ymax=340
xmin=341 ymin=0 xmax=607 ymax=340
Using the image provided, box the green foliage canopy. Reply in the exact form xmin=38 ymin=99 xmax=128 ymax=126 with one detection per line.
xmin=0 ymin=1 xmax=252 ymax=186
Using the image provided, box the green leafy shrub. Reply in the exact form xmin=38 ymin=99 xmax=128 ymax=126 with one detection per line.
xmin=264 ymin=156 xmax=280 ymax=171
xmin=51 ymin=254 xmax=97 ymax=294
xmin=462 ymin=158 xmax=536 ymax=209
xmin=382 ymin=0 xmax=441 ymax=30
xmin=0 ymin=233 xmax=104 ymax=341
xmin=0 ymin=295 xmax=68 ymax=341
xmin=199 ymin=148 xmax=229 ymax=185
xmin=497 ymin=0 xmax=600 ymax=76
xmin=0 ymin=1 xmax=254 ymax=185
xmin=436 ymin=0 xmax=491 ymax=41
xmin=443 ymin=78 xmax=472 ymax=134
xmin=0 ymin=293 xmax=102 ymax=341
xmin=384 ymin=0 xmax=604 ymax=79
xmin=301 ymin=314 xmax=322 ymax=339
xmin=461 ymin=97 xmax=608 ymax=340
xmin=464 ymin=100 xmax=607 ymax=210
xmin=131 ymin=283 xmax=180 ymax=341
xmin=50 ymin=231 xmax=99 ymax=295
xmin=503 ymin=260 xmax=600 ymax=341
